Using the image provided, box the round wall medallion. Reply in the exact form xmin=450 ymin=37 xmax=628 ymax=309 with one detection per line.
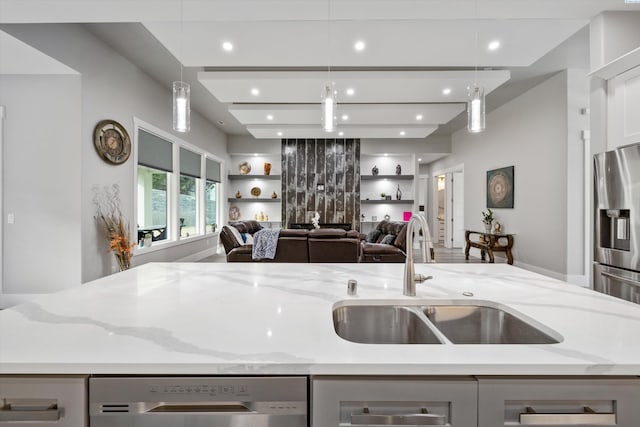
xmin=93 ymin=119 xmax=131 ymax=165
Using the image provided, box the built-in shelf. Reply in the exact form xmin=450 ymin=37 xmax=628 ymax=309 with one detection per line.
xmin=228 ymin=174 xmax=281 ymax=180
xmin=361 ymin=174 xmax=414 ymax=181
xmin=228 ymin=198 xmax=281 ymax=203
xmin=361 ymin=199 xmax=415 ymax=204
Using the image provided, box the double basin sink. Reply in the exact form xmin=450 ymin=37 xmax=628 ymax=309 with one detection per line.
xmin=333 ymin=301 xmax=562 ymax=345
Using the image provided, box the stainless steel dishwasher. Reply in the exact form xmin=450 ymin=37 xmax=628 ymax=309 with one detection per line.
xmin=89 ymin=376 xmax=307 ymax=427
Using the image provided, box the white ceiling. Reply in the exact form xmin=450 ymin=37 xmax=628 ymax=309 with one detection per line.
xmin=2 ymin=0 xmax=640 ymax=144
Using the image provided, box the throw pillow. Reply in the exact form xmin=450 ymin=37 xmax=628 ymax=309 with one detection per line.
xmin=380 ymin=234 xmax=396 ymax=245
xmin=244 ymin=233 xmax=254 ymax=245
xmin=366 ymin=229 xmax=381 ymax=243
xmin=228 ymin=225 xmax=245 ymax=246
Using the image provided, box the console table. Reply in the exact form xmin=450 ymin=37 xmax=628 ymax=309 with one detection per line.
xmin=464 ymin=230 xmax=515 ymax=264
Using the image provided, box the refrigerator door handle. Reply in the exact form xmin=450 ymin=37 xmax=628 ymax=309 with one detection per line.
xmin=601 ymin=270 xmax=640 ymax=288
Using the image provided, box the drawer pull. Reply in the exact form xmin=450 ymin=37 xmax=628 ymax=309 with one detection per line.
xmin=0 ymin=399 xmax=60 ymax=422
xmin=520 ymin=406 xmax=615 ymax=425
xmin=351 ymin=407 xmax=446 ymax=426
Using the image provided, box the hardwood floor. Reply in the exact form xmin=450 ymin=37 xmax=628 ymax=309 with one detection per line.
xmin=431 ymin=243 xmax=484 ymax=263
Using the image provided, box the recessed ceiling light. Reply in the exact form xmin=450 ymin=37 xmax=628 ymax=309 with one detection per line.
xmin=488 ymin=40 xmax=501 ymax=51
xmin=383 ymin=153 xmax=388 ymax=156
xmin=400 ymin=131 xmax=406 ymax=136
xmin=416 ymin=114 xmax=423 ymax=121
xmin=277 ymin=131 xmax=283 ymax=136
xmin=346 ymin=88 xmax=355 ymax=96
xmin=266 ymin=114 xmax=274 ymax=121
xmin=338 ymin=131 xmax=344 ymax=136
xmin=222 ymin=41 xmax=234 ymax=52
xmin=354 ymin=40 xmax=366 ymax=51
xmin=253 ymin=153 xmax=258 ymax=157
xmin=418 ymin=158 xmax=422 ymax=162
xmin=342 ymin=114 xmax=349 ymax=120
xmin=442 ymin=88 xmax=452 ymax=95
xmin=251 ymin=88 xmax=260 ymax=96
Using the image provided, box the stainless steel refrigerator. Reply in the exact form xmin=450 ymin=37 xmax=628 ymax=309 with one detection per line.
xmin=593 ymin=142 xmax=640 ymax=304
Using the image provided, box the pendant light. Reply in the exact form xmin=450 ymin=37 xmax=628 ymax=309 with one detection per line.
xmin=467 ymin=0 xmax=485 ymax=133
xmin=321 ymin=0 xmax=337 ymax=133
xmin=173 ymin=0 xmax=190 ymax=133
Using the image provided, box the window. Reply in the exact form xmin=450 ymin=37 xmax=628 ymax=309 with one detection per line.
xmin=137 ymin=129 xmax=173 ymax=243
xmin=205 ymin=158 xmax=221 ymax=232
xmin=135 ymin=121 xmax=223 ymax=248
xmin=179 ymin=147 xmax=201 ymax=238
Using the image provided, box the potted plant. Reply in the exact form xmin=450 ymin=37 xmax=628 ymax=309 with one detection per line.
xmin=482 ymin=208 xmax=494 ymax=233
xmin=380 ymin=192 xmax=386 ymax=199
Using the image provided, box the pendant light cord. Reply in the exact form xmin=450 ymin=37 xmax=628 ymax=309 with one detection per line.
xmin=473 ymin=0 xmax=478 ymax=86
xmin=327 ymin=0 xmax=331 ymax=81
xmin=180 ymin=0 xmax=184 ymax=83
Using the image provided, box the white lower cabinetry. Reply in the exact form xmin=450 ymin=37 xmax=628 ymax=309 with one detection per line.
xmin=477 ymin=377 xmax=640 ymax=427
xmin=0 ymin=376 xmax=88 ymax=426
xmin=312 ymin=376 xmax=478 ymax=427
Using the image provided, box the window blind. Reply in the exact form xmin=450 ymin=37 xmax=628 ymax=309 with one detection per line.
xmin=180 ymin=147 xmax=202 ymax=178
xmin=206 ymin=158 xmax=221 ymax=182
xmin=138 ymin=129 xmax=173 ymax=172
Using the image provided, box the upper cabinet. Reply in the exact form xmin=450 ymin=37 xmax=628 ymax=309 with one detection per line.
xmin=607 ymin=65 xmax=640 ymax=150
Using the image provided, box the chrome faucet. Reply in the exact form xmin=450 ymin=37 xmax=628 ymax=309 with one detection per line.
xmin=403 ymin=213 xmax=434 ymax=296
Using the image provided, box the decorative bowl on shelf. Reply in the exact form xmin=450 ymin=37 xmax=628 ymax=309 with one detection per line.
xmin=250 ymin=186 xmax=261 ymax=197
xmin=239 ymin=161 xmax=251 ymax=175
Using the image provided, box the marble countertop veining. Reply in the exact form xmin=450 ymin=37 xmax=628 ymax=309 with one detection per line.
xmin=1 ymin=262 xmax=640 ymax=375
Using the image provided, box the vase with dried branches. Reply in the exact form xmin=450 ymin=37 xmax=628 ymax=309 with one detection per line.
xmin=93 ymin=184 xmax=136 ymax=272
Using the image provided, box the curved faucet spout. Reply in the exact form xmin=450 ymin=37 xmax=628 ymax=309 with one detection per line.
xmin=403 ymin=213 xmax=434 ymax=296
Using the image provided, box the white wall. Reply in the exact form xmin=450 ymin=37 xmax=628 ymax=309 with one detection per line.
xmin=427 ymin=71 xmax=588 ymax=279
xmin=0 ymin=75 xmax=82 ymax=293
xmin=590 ymin=11 xmax=640 ymax=71
xmin=2 ymin=24 xmax=228 ymax=285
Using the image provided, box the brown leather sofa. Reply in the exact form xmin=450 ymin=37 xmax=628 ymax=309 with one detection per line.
xmin=220 ymin=221 xmax=361 ymax=263
xmin=361 ymin=220 xmax=408 ymax=263
xmin=307 ymin=228 xmax=362 ymax=262
xmin=220 ymin=221 xmax=309 ymax=262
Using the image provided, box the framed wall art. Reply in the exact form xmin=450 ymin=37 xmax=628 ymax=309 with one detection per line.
xmin=486 ymin=166 xmax=514 ymax=208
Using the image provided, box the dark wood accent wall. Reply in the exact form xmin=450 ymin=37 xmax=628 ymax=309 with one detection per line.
xmin=282 ymin=139 xmax=361 ymax=230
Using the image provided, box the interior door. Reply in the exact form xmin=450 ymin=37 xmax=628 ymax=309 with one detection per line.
xmin=452 ymin=171 xmax=464 ymax=247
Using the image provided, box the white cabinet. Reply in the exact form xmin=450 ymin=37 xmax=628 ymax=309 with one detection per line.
xmin=312 ymin=376 xmax=478 ymax=427
xmin=607 ymin=65 xmax=640 ymax=150
xmin=477 ymin=377 xmax=640 ymax=427
xmin=0 ymin=376 xmax=87 ymax=426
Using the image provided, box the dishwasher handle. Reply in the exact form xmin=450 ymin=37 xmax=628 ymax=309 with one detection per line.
xmin=0 ymin=399 xmax=61 ymax=422
xmin=519 ymin=406 xmax=616 ymax=425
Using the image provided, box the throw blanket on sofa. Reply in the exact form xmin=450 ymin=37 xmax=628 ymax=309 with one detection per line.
xmin=252 ymin=228 xmax=281 ymax=260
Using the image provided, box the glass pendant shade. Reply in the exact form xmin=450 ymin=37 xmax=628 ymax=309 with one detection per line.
xmin=173 ymin=81 xmax=191 ymax=133
xmin=321 ymin=82 xmax=337 ymax=133
xmin=467 ymin=84 xmax=485 ymax=133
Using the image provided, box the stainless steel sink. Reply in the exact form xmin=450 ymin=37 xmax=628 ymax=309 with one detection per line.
xmin=333 ymin=302 xmax=561 ymax=345
xmin=422 ymin=304 xmax=561 ymax=344
xmin=333 ymin=305 xmax=443 ymax=344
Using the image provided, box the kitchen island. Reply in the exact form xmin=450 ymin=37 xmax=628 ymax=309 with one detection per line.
xmin=1 ymin=262 xmax=640 ymax=375
xmin=3 ymin=263 xmax=640 ymax=426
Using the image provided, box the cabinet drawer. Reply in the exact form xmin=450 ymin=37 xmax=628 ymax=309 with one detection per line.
xmin=0 ymin=376 xmax=87 ymax=427
xmin=312 ymin=376 xmax=477 ymax=427
xmin=478 ymin=377 xmax=640 ymax=427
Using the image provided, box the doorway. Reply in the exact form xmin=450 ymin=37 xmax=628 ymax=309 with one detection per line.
xmin=432 ymin=165 xmax=465 ymax=249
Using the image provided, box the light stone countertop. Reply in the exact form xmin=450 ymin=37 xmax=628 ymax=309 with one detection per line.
xmin=1 ymin=262 xmax=640 ymax=376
